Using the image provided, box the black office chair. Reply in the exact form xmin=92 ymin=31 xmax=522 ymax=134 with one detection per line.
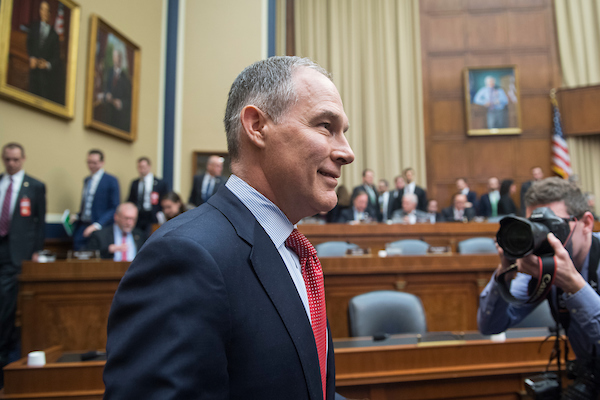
xmin=385 ymin=239 xmax=429 ymax=255
xmin=348 ymin=290 xmax=427 ymax=337
xmin=458 ymin=237 xmax=497 ymax=254
xmin=512 ymin=300 xmax=555 ymax=329
xmin=315 ymin=241 xmax=359 ymax=257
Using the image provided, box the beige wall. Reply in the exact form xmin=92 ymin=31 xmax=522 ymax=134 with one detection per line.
xmin=1 ymin=0 xmax=165 ymax=219
xmin=179 ymin=0 xmax=265 ymax=201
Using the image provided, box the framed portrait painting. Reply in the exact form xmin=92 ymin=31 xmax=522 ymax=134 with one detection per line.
xmin=84 ymin=14 xmax=140 ymax=141
xmin=464 ymin=66 xmax=522 ymax=136
xmin=0 ymin=0 xmax=80 ymax=118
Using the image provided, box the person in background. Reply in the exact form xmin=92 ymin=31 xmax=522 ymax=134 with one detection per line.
xmin=498 ymin=179 xmax=518 ymax=215
xmin=0 ymin=143 xmax=46 ymax=387
xmin=157 ymin=192 xmax=187 ymax=223
xmin=189 ymin=155 xmax=224 ymax=207
xmin=391 ymin=193 xmax=428 ymax=224
xmin=352 ymin=169 xmax=380 ymax=221
xmin=441 ymin=193 xmax=476 ymax=222
xmin=73 ymin=149 xmax=120 ymax=250
xmin=338 ymin=190 xmax=371 ymax=224
xmin=326 ymin=185 xmax=350 ymax=223
xmin=86 ymin=202 xmax=145 ymax=261
xmin=520 ymin=166 xmax=544 ymax=216
xmin=127 ymin=157 xmax=168 ymax=237
xmin=378 ymin=179 xmax=392 ymax=221
xmin=426 ymin=199 xmax=442 ymax=223
xmin=456 ymin=177 xmax=478 ymax=210
xmin=402 ymin=167 xmax=427 ymax=211
xmin=478 ymin=177 xmax=500 ymax=218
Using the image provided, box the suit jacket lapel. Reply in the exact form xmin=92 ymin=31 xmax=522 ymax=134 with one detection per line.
xmin=209 ymin=187 xmax=323 ymax=400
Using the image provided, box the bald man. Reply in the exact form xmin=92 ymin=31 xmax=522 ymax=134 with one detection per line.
xmin=189 ymin=155 xmax=224 ymax=207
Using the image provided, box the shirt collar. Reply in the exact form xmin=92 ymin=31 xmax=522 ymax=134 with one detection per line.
xmin=225 ymin=175 xmax=294 ymax=249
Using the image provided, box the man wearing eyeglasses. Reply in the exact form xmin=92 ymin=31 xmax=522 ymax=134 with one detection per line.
xmin=478 ymin=177 xmax=599 ymax=364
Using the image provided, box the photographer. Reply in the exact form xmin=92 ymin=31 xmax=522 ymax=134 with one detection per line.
xmin=478 ymin=177 xmax=600 ymax=363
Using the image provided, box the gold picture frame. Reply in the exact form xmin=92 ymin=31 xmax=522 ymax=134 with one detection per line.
xmin=84 ymin=14 xmax=140 ymax=142
xmin=464 ymin=65 xmax=522 ymax=136
xmin=0 ymin=0 xmax=80 ymax=118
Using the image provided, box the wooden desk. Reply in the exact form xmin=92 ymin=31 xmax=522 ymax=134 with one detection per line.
xmin=322 ymin=254 xmax=498 ymax=338
xmin=0 ymin=346 xmax=104 ymax=400
xmin=334 ymin=328 xmax=563 ymax=400
xmin=1 ymin=329 xmax=560 ymax=400
xmin=299 ymin=222 xmax=500 ymax=253
xmin=19 ymin=261 xmax=129 ymax=355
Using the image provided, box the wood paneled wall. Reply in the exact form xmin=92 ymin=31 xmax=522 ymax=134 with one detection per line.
xmin=420 ymin=0 xmax=561 ymax=208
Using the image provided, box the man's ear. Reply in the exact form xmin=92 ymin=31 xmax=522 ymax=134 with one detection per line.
xmin=240 ymin=105 xmax=269 ymax=149
xmin=582 ymin=211 xmax=595 ymax=234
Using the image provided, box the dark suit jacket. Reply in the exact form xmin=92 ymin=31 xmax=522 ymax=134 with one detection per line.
xmin=189 ymin=173 xmax=224 ymax=207
xmin=0 ymin=174 xmax=46 ymax=268
xmin=498 ymin=195 xmax=518 ymax=215
xmin=520 ymin=180 xmax=533 ymax=216
xmin=351 ymin=184 xmax=380 ymax=221
xmin=127 ymin=176 xmax=168 ymax=226
xmin=337 ymin=207 xmax=357 ymax=223
xmin=86 ymin=224 xmax=145 ymax=260
xmin=27 ymin=21 xmax=61 ymax=103
xmin=104 ymin=186 xmax=336 ymax=399
xmin=478 ymin=193 xmax=494 ymax=217
xmin=440 ymin=206 xmax=476 ymax=222
xmin=464 ymin=190 xmax=478 ymax=210
xmin=77 ymin=172 xmax=120 ymax=228
xmin=413 ymin=186 xmax=428 ymax=212
xmin=103 ymin=68 xmax=132 ymax=132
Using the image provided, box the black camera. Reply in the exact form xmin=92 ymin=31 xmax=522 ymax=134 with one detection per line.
xmin=496 ymin=207 xmax=571 ymax=259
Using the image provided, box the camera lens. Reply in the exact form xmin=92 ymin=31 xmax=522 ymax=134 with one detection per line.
xmin=498 ymin=218 xmax=534 ymax=258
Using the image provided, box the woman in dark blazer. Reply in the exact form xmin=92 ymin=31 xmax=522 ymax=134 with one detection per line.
xmin=498 ymin=179 xmax=518 ymax=215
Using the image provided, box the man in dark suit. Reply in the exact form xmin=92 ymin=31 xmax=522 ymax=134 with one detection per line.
xmin=456 ymin=177 xmax=478 ymax=210
xmin=189 ymin=155 xmax=224 ymax=207
xmin=337 ymin=190 xmax=371 ymax=223
xmin=86 ymin=203 xmax=145 ymax=261
xmin=127 ymin=157 xmax=168 ymax=237
xmin=403 ymin=167 xmax=427 ymax=211
xmin=73 ymin=150 xmax=120 ymax=250
xmin=27 ymin=1 xmax=61 ymax=104
xmin=104 ymin=56 xmax=354 ymax=399
xmin=97 ymin=49 xmax=132 ymax=132
xmin=352 ymin=169 xmax=380 ymax=221
xmin=520 ymin=166 xmax=544 ymax=216
xmin=478 ymin=177 xmax=500 ymax=218
xmin=0 ymin=143 xmax=45 ymax=386
xmin=388 ymin=175 xmax=405 ymax=218
xmin=441 ymin=193 xmax=476 ymax=222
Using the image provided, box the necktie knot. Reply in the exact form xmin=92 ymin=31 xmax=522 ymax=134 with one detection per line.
xmin=285 ymin=229 xmax=316 ymax=260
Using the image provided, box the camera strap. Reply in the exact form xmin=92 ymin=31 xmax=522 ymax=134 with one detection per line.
xmin=497 ymin=255 xmax=557 ymax=304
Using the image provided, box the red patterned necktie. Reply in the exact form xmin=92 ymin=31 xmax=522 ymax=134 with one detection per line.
xmin=285 ymin=228 xmax=327 ymax=399
xmin=0 ymin=177 xmax=13 ymax=237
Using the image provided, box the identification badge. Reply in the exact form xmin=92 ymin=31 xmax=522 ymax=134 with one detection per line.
xmin=20 ymin=197 xmax=31 ymax=217
xmin=151 ymin=191 xmax=159 ymax=205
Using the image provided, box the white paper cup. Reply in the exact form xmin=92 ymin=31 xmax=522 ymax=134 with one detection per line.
xmin=27 ymin=351 xmax=46 ymax=367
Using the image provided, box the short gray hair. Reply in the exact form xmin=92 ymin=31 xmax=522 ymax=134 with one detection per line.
xmin=402 ymin=193 xmax=418 ymax=205
xmin=223 ymin=56 xmax=331 ymax=160
xmin=524 ymin=177 xmax=590 ymax=218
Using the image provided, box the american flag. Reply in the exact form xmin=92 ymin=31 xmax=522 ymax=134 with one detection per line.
xmin=54 ymin=3 xmax=65 ymax=40
xmin=550 ymin=93 xmax=572 ymax=179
